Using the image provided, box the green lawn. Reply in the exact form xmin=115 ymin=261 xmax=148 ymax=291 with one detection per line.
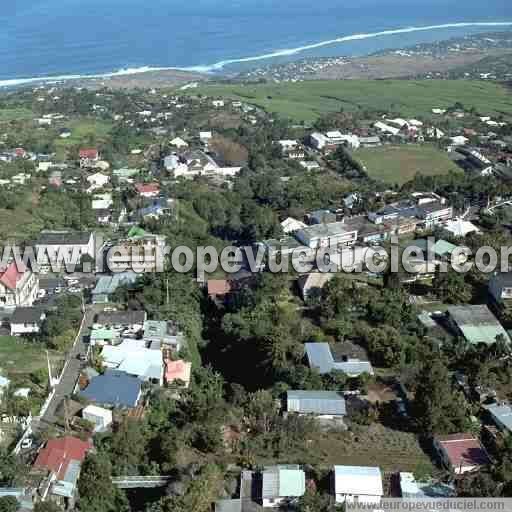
xmin=0 ymin=107 xmax=34 ymax=122
xmin=189 ymin=80 xmax=512 ymax=121
xmin=54 ymin=118 xmax=113 ymax=159
xmin=0 ymin=336 xmax=62 ymax=378
xmin=354 ymin=144 xmax=462 ymax=185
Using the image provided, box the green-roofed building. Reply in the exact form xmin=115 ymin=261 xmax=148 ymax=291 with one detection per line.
xmin=261 ymin=465 xmax=305 ymax=507
xmin=413 ymin=239 xmax=458 ymax=260
xmin=447 ymin=304 xmax=511 ymax=347
xmin=127 ymin=226 xmax=147 ymax=239
xmin=90 ymin=327 xmax=119 ymax=346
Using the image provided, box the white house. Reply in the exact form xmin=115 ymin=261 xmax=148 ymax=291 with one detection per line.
xmin=374 ymin=121 xmax=400 ymax=136
xmin=0 ymin=262 xmax=39 ymax=308
xmin=169 ymin=137 xmax=188 ymax=149
xmin=82 ymin=405 xmax=113 ymax=433
xmin=281 ymin=217 xmax=307 ymax=234
xmin=86 ymin=172 xmax=110 ymax=193
xmin=261 ymin=466 xmax=305 ymax=508
xmin=333 ymin=466 xmax=383 ymax=505
xmin=10 ymin=307 xmax=46 ymax=336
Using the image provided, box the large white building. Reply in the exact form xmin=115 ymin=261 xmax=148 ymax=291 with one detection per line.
xmin=295 ymin=222 xmax=358 ymax=250
xmin=35 ymin=231 xmax=95 ymax=271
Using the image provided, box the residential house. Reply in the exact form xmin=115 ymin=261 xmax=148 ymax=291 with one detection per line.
xmin=286 ymin=390 xmax=346 ymax=419
xmin=0 ymin=262 xmax=39 ymax=308
xmin=484 ymin=403 xmax=512 ymax=435
xmin=135 ymin=198 xmax=174 ymax=221
xmin=308 ymin=209 xmax=337 ymax=225
xmin=10 ymin=307 xmax=46 ymax=336
xmin=91 ymin=272 xmax=138 ymax=304
xmin=374 ymin=121 xmax=400 ymax=136
xmin=86 ymin=172 xmax=110 ymax=193
xmin=450 ymin=136 xmax=469 ymax=146
xmin=79 ymin=148 xmax=99 ymax=168
xmin=106 ymin=232 xmax=166 ymax=273
xmin=281 ymin=217 xmax=307 ymax=234
xmin=446 ymin=305 xmax=511 ymax=347
xmin=94 ymin=310 xmax=146 ymax=332
xmin=80 ymin=369 xmax=142 ymax=408
xmin=82 ymin=405 xmax=113 ymax=433
xmin=489 ymin=272 xmax=512 ymax=306
xmin=261 ymin=465 xmax=305 ymax=508
xmin=309 ymin=131 xmax=360 ymax=152
xmin=164 ymin=359 xmax=192 ymax=388
xmin=359 ymin=136 xmax=381 ymax=148
xmin=305 ymin=343 xmax=373 ymax=377
xmin=134 ymin=182 xmax=160 ymax=198
xmin=297 ymin=273 xmax=334 ymax=301
xmin=434 ymin=434 xmax=490 ymax=474
xmin=35 ymin=231 xmax=95 ymax=271
xmin=399 ymin=472 xmax=455 ymax=498
xmin=170 ymin=137 xmax=188 ymax=149
xmin=207 ymin=280 xmax=233 ymax=301
xmin=143 ymin=320 xmax=185 ymax=352
xmin=277 ymin=140 xmax=305 ymax=159
xmin=333 ymin=465 xmax=383 ymax=505
xmin=101 ymin=339 xmax=164 ymax=385
xmin=33 ymin=436 xmax=93 ymax=503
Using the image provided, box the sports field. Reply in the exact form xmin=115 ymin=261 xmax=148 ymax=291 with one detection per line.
xmin=191 ymin=79 xmax=512 ymax=121
xmin=354 ymin=144 xmax=462 ymax=185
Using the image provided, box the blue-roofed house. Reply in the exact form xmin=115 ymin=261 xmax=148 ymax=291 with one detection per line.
xmin=80 ymin=370 xmax=142 ymax=408
xmin=305 ymin=343 xmax=373 ymax=377
xmin=287 ymin=390 xmax=346 ymax=419
xmin=91 ymin=272 xmax=138 ymax=304
xmin=484 ymin=402 xmax=512 ymax=435
xmin=261 ymin=465 xmax=305 ymax=508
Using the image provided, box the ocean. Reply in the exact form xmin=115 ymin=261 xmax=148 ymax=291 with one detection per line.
xmin=4 ymin=0 xmax=512 ymax=86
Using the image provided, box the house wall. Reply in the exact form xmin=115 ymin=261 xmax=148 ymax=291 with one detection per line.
xmin=10 ymin=322 xmax=40 ymax=336
xmin=335 ymin=493 xmax=381 ymax=505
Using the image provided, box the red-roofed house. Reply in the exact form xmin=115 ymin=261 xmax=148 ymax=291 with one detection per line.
xmin=207 ymin=279 xmax=232 ymax=299
xmin=164 ymin=359 xmax=192 ymax=388
xmin=434 ymin=433 xmax=490 ymax=474
xmin=134 ymin=183 xmax=160 ymax=198
xmin=79 ymin=148 xmax=99 ymax=168
xmin=0 ymin=261 xmax=39 ymax=308
xmin=33 ymin=436 xmax=93 ymax=502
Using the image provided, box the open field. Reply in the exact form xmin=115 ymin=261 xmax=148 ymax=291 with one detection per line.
xmin=54 ymin=118 xmax=113 ymax=159
xmin=0 ymin=107 xmax=34 ymax=122
xmin=0 ymin=336 xmax=63 ymax=378
xmin=190 ymin=80 xmax=512 ymax=121
xmin=354 ymin=144 xmax=462 ymax=185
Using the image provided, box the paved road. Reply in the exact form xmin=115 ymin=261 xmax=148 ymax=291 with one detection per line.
xmin=33 ymin=302 xmax=96 ymax=431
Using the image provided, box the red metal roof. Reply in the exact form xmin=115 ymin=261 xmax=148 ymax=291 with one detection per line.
xmin=34 ymin=436 xmax=92 ymax=479
xmin=207 ymin=279 xmax=232 ymax=297
xmin=135 ymin=183 xmax=159 ymax=194
xmin=437 ymin=433 xmax=490 ymax=469
xmin=79 ymin=149 xmax=98 ymax=159
xmin=0 ymin=262 xmax=26 ymax=290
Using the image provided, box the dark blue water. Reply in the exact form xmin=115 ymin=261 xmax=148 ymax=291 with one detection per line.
xmin=3 ymin=0 xmax=512 ymax=85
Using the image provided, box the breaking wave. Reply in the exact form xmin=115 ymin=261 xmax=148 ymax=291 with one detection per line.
xmin=2 ymin=21 xmax=512 ymax=87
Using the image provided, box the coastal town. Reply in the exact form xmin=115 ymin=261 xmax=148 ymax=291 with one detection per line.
xmin=1 ymin=64 xmax=512 ymax=512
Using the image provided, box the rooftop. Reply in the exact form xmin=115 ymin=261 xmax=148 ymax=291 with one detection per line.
xmin=287 ymin=390 xmax=346 ymax=416
xmin=305 ymin=342 xmax=373 ymax=376
xmin=262 ymin=465 xmax=305 ymax=499
xmin=334 ymin=465 xmax=383 ymax=496
xmin=436 ymin=433 xmax=490 ymax=469
xmin=298 ymin=221 xmax=356 ymax=239
xmin=10 ymin=306 xmax=45 ymax=325
xmin=447 ymin=305 xmax=510 ymax=346
xmin=36 ymin=230 xmax=93 ymax=246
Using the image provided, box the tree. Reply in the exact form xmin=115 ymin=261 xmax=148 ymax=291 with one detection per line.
xmin=0 ymin=497 xmax=18 ymax=512
xmin=77 ymin=454 xmax=128 ymax=512
xmin=412 ymin=358 xmax=470 ymax=436
xmin=432 ymin=269 xmax=472 ymax=304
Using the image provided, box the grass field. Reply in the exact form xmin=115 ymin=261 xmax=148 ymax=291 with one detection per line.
xmin=0 ymin=336 xmax=63 ymax=379
xmin=354 ymin=144 xmax=462 ymax=185
xmin=0 ymin=107 xmax=34 ymax=122
xmin=191 ymin=80 xmax=512 ymax=121
xmin=54 ymin=119 xmax=113 ymax=159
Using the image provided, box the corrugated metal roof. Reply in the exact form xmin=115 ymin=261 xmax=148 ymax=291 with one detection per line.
xmin=334 ymin=466 xmax=383 ymax=496
xmin=287 ymin=390 xmax=346 ymax=416
xmin=305 ymin=343 xmax=373 ymax=376
xmin=484 ymin=403 xmax=512 ymax=432
xmin=448 ymin=305 xmax=510 ymax=346
xmin=262 ymin=466 xmax=305 ymax=499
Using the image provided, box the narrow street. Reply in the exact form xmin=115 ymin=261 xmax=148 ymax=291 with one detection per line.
xmin=33 ymin=303 xmax=96 ymax=432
